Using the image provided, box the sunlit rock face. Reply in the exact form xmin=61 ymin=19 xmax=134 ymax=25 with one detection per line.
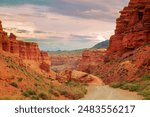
xmin=78 ymin=49 xmax=106 ymax=73
xmin=78 ymin=0 xmax=150 ymax=84
xmin=107 ymin=0 xmax=150 ymax=55
xmin=0 ymin=19 xmax=51 ymax=72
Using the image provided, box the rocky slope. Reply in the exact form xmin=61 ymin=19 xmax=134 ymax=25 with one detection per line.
xmin=0 ymin=19 xmax=90 ymax=100
xmin=78 ymin=0 xmax=150 ymax=84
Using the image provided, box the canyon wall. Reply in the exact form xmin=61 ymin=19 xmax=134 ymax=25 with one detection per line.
xmin=107 ymin=0 xmax=150 ymax=55
xmin=78 ymin=49 xmax=106 ymax=73
xmin=78 ymin=0 xmax=150 ymax=84
xmin=0 ymin=20 xmax=51 ymax=72
xmin=51 ymin=55 xmax=81 ymax=72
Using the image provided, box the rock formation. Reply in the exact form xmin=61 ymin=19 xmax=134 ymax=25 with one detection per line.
xmin=78 ymin=0 xmax=150 ymax=84
xmin=0 ymin=19 xmax=51 ymax=72
xmin=78 ymin=49 xmax=106 ymax=73
xmin=107 ymin=0 xmax=150 ymax=55
xmin=56 ymin=70 xmax=103 ymax=84
xmin=51 ymin=55 xmax=80 ymax=72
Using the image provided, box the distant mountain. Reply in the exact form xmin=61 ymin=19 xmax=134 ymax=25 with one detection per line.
xmin=91 ymin=40 xmax=109 ymax=49
xmin=48 ymin=40 xmax=109 ymax=55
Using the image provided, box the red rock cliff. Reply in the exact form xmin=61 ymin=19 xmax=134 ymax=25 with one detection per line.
xmin=107 ymin=0 xmax=150 ymax=55
xmin=78 ymin=49 xmax=106 ymax=73
xmin=78 ymin=0 xmax=150 ymax=84
xmin=0 ymin=20 xmax=51 ymax=71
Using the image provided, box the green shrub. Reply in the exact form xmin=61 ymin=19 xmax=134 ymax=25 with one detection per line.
xmin=26 ymin=90 xmax=36 ymax=95
xmin=111 ymin=82 xmax=123 ymax=88
xmin=39 ymin=93 xmax=48 ymax=100
xmin=48 ymin=88 xmax=54 ymax=94
xmin=22 ymin=89 xmax=36 ymax=97
xmin=59 ymin=90 xmax=69 ymax=97
xmin=56 ymin=83 xmax=87 ymax=100
xmin=10 ymin=82 xmax=18 ymax=88
xmin=65 ymin=81 xmax=80 ymax=87
xmin=128 ymin=85 xmax=141 ymax=91
xmin=22 ymin=92 xmax=30 ymax=97
xmin=31 ymin=95 xmax=40 ymax=100
xmin=141 ymin=74 xmax=150 ymax=81
xmin=18 ymin=78 xmax=23 ymax=82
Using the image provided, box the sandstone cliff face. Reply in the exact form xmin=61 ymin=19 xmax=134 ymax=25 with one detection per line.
xmin=78 ymin=49 xmax=106 ymax=73
xmin=0 ymin=20 xmax=51 ymax=72
xmin=107 ymin=0 xmax=150 ymax=55
xmin=78 ymin=0 xmax=150 ymax=84
xmin=51 ymin=55 xmax=80 ymax=72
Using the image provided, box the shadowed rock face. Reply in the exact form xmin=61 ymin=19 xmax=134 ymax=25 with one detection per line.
xmin=0 ymin=19 xmax=51 ymax=72
xmin=107 ymin=0 xmax=150 ymax=55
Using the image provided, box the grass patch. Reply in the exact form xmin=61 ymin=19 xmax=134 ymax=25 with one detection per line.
xmin=47 ymin=81 xmax=87 ymax=99
xmin=22 ymin=89 xmax=36 ymax=97
xmin=31 ymin=95 xmax=40 ymax=100
xmin=48 ymin=85 xmax=54 ymax=94
xmin=54 ymin=81 xmax=87 ymax=100
xmin=120 ymin=83 xmax=142 ymax=91
xmin=111 ymin=82 xmax=123 ymax=88
xmin=141 ymin=74 xmax=150 ymax=81
xmin=110 ymin=74 xmax=150 ymax=100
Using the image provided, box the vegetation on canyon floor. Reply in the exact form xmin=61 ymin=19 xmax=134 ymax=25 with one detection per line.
xmin=111 ymin=74 xmax=150 ymax=100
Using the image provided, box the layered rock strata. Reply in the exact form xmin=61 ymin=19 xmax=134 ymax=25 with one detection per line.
xmin=78 ymin=49 xmax=106 ymax=73
xmin=0 ymin=20 xmax=51 ymax=71
xmin=107 ymin=0 xmax=150 ymax=55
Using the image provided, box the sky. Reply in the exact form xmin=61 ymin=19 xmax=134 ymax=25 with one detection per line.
xmin=0 ymin=0 xmax=129 ymax=51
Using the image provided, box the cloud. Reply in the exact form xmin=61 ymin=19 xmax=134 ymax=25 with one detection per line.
xmin=0 ymin=0 xmax=129 ymax=50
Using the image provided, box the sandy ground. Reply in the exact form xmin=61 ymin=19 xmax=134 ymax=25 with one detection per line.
xmin=81 ymin=85 xmax=143 ymax=100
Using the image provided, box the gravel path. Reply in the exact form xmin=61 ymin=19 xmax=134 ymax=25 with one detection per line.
xmin=81 ymin=85 xmax=143 ymax=100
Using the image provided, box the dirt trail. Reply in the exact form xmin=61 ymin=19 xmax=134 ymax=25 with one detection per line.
xmin=81 ymin=85 xmax=143 ymax=100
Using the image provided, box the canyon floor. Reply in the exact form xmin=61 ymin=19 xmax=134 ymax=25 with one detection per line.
xmin=81 ymin=85 xmax=143 ymax=100
xmin=50 ymin=52 xmax=145 ymax=100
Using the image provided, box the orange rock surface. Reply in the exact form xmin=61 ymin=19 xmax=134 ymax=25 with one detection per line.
xmin=51 ymin=55 xmax=81 ymax=72
xmin=107 ymin=0 xmax=150 ymax=55
xmin=56 ymin=70 xmax=103 ymax=85
xmin=78 ymin=49 xmax=106 ymax=73
xmin=78 ymin=0 xmax=150 ymax=84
